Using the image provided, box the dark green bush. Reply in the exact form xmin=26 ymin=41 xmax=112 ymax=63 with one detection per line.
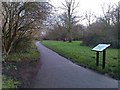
xmin=11 ymin=37 xmax=33 ymax=53
xmin=81 ymin=28 xmax=118 ymax=49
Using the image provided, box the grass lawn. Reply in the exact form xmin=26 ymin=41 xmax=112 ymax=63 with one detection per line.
xmin=41 ymin=40 xmax=119 ymax=80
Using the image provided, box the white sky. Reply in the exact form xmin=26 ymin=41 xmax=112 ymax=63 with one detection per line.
xmin=49 ymin=0 xmax=119 ymax=25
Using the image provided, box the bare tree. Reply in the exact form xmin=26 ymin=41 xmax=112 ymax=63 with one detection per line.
xmin=115 ymin=2 xmax=120 ymax=48
xmin=101 ymin=3 xmax=115 ymax=26
xmin=110 ymin=2 xmax=120 ymax=25
xmin=117 ymin=5 xmax=120 ymax=24
xmin=2 ymin=2 xmax=51 ymax=59
xmin=61 ymin=0 xmax=79 ymax=42
xmin=84 ymin=10 xmax=96 ymax=27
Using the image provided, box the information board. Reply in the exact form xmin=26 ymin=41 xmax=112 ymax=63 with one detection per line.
xmin=92 ymin=44 xmax=111 ymax=52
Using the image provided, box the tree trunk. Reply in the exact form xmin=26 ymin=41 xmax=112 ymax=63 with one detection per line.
xmin=68 ymin=31 xmax=72 ymax=42
xmin=3 ymin=38 xmax=15 ymax=60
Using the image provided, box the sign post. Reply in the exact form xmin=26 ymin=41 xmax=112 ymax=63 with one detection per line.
xmin=92 ymin=44 xmax=111 ymax=69
xmin=96 ymin=51 xmax=99 ymax=66
xmin=103 ymin=50 xmax=106 ymax=69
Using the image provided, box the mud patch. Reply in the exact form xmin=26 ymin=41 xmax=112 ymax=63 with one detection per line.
xmin=2 ymin=58 xmax=41 ymax=88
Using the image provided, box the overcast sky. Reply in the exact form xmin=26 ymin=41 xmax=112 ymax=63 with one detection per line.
xmin=49 ymin=0 xmax=119 ymax=25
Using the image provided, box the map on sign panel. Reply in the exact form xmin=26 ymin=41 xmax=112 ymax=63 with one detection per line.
xmin=92 ymin=44 xmax=111 ymax=52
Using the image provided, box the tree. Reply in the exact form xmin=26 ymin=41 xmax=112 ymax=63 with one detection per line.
xmin=44 ymin=11 xmax=85 ymax=41
xmin=61 ymin=0 xmax=79 ymax=42
xmin=101 ymin=3 xmax=115 ymax=27
xmin=100 ymin=3 xmax=119 ymax=48
xmin=84 ymin=10 xmax=96 ymax=27
xmin=2 ymin=2 xmax=51 ymax=59
xmin=118 ymin=2 xmax=120 ymax=48
xmin=82 ymin=2 xmax=120 ymax=48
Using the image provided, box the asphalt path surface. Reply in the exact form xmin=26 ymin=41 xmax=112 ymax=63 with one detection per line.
xmin=32 ymin=41 xmax=118 ymax=88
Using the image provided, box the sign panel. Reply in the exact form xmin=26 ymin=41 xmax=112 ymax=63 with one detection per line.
xmin=92 ymin=44 xmax=111 ymax=52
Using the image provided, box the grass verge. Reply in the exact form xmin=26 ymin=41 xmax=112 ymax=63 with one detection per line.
xmin=6 ymin=43 xmax=39 ymax=62
xmin=2 ymin=41 xmax=40 ymax=88
xmin=41 ymin=40 xmax=119 ymax=80
xmin=2 ymin=76 xmax=20 ymax=88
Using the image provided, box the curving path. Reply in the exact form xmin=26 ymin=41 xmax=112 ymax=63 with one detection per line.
xmin=32 ymin=41 xmax=118 ymax=88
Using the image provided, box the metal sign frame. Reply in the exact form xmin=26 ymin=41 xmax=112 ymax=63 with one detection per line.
xmin=92 ymin=44 xmax=111 ymax=69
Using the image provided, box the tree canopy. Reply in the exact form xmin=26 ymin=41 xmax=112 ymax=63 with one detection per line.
xmin=2 ymin=2 xmax=52 ymax=59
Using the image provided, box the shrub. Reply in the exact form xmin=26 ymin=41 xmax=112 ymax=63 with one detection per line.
xmin=81 ymin=28 xmax=118 ymax=48
xmin=11 ymin=37 xmax=33 ymax=53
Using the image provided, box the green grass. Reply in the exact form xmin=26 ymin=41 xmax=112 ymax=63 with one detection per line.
xmin=2 ymin=76 xmax=20 ymax=88
xmin=6 ymin=43 xmax=39 ymax=62
xmin=41 ymin=40 xmax=119 ymax=79
xmin=3 ymin=41 xmax=40 ymax=88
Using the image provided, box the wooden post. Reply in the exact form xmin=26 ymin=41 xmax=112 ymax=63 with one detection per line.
xmin=103 ymin=50 xmax=106 ymax=69
xmin=96 ymin=51 xmax=99 ymax=66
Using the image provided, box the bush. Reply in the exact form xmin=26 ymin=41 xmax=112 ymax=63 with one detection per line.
xmin=11 ymin=37 xmax=33 ymax=53
xmin=81 ymin=30 xmax=107 ymax=47
xmin=6 ymin=41 xmax=39 ymax=62
xmin=81 ymin=27 xmax=118 ymax=48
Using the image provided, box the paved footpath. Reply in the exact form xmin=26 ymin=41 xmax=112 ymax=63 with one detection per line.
xmin=32 ymin=41 xmax=118 ymax=88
